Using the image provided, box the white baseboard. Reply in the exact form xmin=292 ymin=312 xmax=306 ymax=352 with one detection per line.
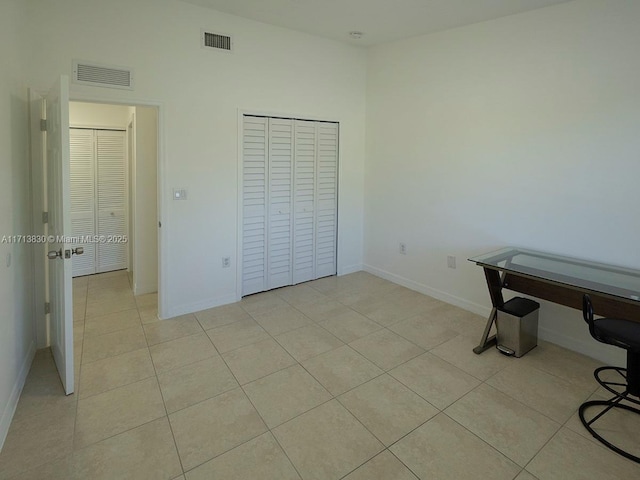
xmin=363 ymin=264 xmax=490 ymax=317
xmin=133 ymin=282 xmax=158 ymax=296
xmin=338 ymin=264 xmax=364 ymax=276
xmin=0 ymin=341 xmax=36 ymax=451
xmin=161 ymin=294 xmax=238 ymax=320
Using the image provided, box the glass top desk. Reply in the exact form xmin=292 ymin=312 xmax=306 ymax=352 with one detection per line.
xmin=469 ymin=247 xmax=640 ymax=354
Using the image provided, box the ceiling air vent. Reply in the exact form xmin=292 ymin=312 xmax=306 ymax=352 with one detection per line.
xmin=202 ymin=30 xmax=233 ymax=52
xmin=72 ymin=60 xmax=134 ymax=90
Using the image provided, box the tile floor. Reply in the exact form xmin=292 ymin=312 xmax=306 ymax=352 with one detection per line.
xmin=1 ymin=270 xmax=640 ymax=479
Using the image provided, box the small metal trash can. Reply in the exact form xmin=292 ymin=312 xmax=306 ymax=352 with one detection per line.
xmin=496 ymin=297 xmax=540 ymax=357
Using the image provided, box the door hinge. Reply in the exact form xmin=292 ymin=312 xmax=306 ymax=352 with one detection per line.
xmin=44 ymin=302 xmax=51 ymax=314
xmin=40 ymin=119 xmax=47 ymax=131
xmin=42 ymin=211 xmax=49 ymax=224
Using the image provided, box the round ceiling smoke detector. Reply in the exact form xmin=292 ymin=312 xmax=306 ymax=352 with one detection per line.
xmin=349 ymin=31 xmax=364 ymax=40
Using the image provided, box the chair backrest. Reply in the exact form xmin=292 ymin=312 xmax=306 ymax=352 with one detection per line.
xmin=582 ymin=294 xmax=597 ymax=338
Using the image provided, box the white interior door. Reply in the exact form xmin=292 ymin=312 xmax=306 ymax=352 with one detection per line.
xmin=293 ymin=120 xmax=316 ymax=284
xmin=315 ymin=122 xmax=338 ymax=278
xmin=46 ymin=76 xmax=74 ymax=395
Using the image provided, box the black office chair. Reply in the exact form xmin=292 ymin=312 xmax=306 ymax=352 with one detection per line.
xmin=579 ymin=294 xmax=640 ymax=463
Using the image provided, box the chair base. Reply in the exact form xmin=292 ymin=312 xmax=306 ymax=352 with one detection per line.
xmin=580 ymin=363 xmax=640 ymax=464
xmin=579 ymin=399 xmax=640 ymax=463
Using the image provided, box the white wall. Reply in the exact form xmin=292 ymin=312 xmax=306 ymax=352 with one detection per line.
xmin=0 ymin=0 xmax=36 ymax=450
xmin=26 ymin=0 xmax=367 ymax=318
xmin=69 ymin=101 xmax=130 ymax=128
xmin=364 ymin=0 xmax=640 ymax=364
xmin=133 ymin=106 xmax=158 ymax=295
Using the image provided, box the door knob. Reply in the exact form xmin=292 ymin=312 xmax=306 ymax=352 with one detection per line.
xmin=72 ymin=247 xmax=84 ymax=256
xmin=47 ymin=249 xmax=62 ymax=260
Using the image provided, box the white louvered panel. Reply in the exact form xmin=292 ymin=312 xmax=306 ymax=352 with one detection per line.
xmin=96 ymin=131 xmax=126 ymax=211
xmin=293 ymin=120 xmax=316 ymax=284
xmin=97 ymin=212 xmax=127 ymax=272
xmin=242 ymin=116 xmax=268 ymax=295
xmin=69 ymin=129 xmax=96 ymax=277
xmin=267 ymin=118 xmax=293 ymax=290
xmin=71 ymin=216 xmax=96 ymax=277
xmin=315 ymin=122 xmax=338 ymax=278
xmin=96 ymin=130 xmax=127 ymax=273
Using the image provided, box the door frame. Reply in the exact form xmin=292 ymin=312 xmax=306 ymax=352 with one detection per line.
xmin=31 ymin=92 xmax=167 ymax=345
xmin=235 ymin=108 xmax=342 ymax=301
xmin=70 ymin=94 xmax=166 ymax=319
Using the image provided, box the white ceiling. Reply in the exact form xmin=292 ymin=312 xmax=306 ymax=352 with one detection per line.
xmin=181 ymin=0 xmax=574 ymax=46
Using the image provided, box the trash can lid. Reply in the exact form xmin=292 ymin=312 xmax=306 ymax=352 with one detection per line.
xmin=501 ymin=297 xmax=540 ymax=316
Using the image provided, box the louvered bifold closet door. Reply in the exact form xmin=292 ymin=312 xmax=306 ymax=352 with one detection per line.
xmin=267 ymin=118 xmax=294 ymax=289
xmin=96 ymin=130 xmax=127 ymax=273
xmin=315 ymin=122 xmax=339 ymax=278
xmin=242 ymin=117 xmax=268 ymax=296
xmin=292 ymin=120 xmax=316 ymax=284
xmin=70 ymin=129 xmax=97 ymax=277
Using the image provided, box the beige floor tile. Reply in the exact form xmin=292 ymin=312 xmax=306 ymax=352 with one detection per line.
xmin=251 ymin=305 xmax=314 ymax=335
xmin=74 ymin=377 xmax=166 ymax=449
xmin=275 ymin=284 xmax=327 ymax=306
xmin=149 ymin=332 xmax=218 ymax=375
xmin=85 ymin=295 xmax=137 ymax=318
xmin=389 ymin=353 xmax=480 ymax=409
xmin=515 ymin=471 xmax=540 ymax=480
xmin=273 ymin=400 xmax=384 ymax=480
xmin=362 ymin=301 xmax=426 ymax=327
xmin=222 ymin=338 xmax=296 ymax=385
xmin=169 ymin=388 xmax=267 ymax=471
xmin=12 ymin=350 xmax=77 ymax=421
xmin=486 ymin=362 xmax=595 ymax=423
xmin=195 ymin=304 xmax=252 ymax=330
xmin=343 ymin=450 xmax=418 ymax=480
xmin=158 ymin=356 xmax=238 ymax=413
xmin=349 ymin=329 xmax=425 ymax=371
xmin=302 ymin=345 xmax=383 ymax=396
xmin=243 ymin=364 xmax=332 ymax=428
xmin=135 ymin=292 xmax=158 ymax=308
xmin=18 ymin=418 xmax=183 ymax=480
xmin=83 ymin=309 xmax=141 ymax=337
xmin=389 ymin=315 xmax=458 ymax=350
xmin=143 ymin=314 xmax=203 ymax=346
xmin=390 ymin=413 xmax=520 ymax=480
xmin=79 ymin=348 xmax=155 ymax=399
xmin=138 ymin=305 xmax=160 ymax=324
xmin=240 ymin=291 xmax=287 ymax=314
xmin=445 ymin=383 xmax=560 ymax=466
xmin=319 ymin=310 xmax=383 ymax=343
xmin=185 ymin=432 xmax=300 ymax=480
xmin=82 ymin=325 xmax=147 ymax=364
xmin=293 ymin=298 xmax=352 ymax=322
xmin=275 ymin=324 xmax=344 ymax=362
xmin=527 ymin=427 xmax=640 ymax=480
xmin=338 ymin=374 xmax=438 ymax=446
xmin=430 ymin=334 xmax=513 ymax=380
xmin=0 ymin=402 xmax=75 ymax=479
xmin=206 ymin=318 xmax=270 ymax=353
xmin=519 ymin=341 xmax=603 ymax=389
xmin=425 ymin=304 xmax=487 ymax=338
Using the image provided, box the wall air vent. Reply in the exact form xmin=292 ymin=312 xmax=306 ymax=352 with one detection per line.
xmin=72 ymin=60 xmax=134 ymax=90
xmin=202 ymin=30 xmax=233 ymax=52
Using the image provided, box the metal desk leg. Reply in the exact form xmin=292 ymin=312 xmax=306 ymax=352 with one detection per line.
xmin=473 ymin=267 xmax=504 ymax=354
xmin=473 ymin=307 xmax=497 ymax=354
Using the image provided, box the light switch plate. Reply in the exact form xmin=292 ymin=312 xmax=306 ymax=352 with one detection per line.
xmin=173 ymin=188 xmax=187 ymax=200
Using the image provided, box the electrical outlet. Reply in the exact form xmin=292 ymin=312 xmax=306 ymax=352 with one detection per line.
xmin=222 ymin=256 xmax=231 ymax=268
xmin=399 ymin=243 xmax=407 ymax=255
xmin=173 ymin=188 xmax=187 ymax=200
xmin=447 ymin=255 xmax=456 ymax=269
